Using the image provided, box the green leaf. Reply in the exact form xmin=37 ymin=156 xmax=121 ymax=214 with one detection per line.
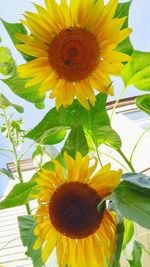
xmin=26 ymin=93 xmax=121 ymax=150
xmin=122 ymin=50 xmax=150 ymax=90
xmin=0 ymin=181 xmax=36 ymax=209
xmin=18 ymin=215 xmax=43 ymax=267
xmin=0 ymin=46 xmax=16 ymax=76
xmin=0 ymin=168 xmax=15 ymax=180
xmin=79 ymin=94 xmax=122 ymax=150
xmin=1 ymin=20 xmax=33 ymax=61
xmin=95 ymin=125 xmax=122 ymax=150
xmin=112 ymin=180 xmax=150 ymax=229
xmin=122 ymin=173 xmax=150 ymax=189
xmin=62 ymin=124 xmax=89 ymax=158
xmin=25 ymin=93 xmax=121 ymax=150
xmin=115 ymin=1 xmax=133 ymax=55
xmin=128 ymin=241 xmax=143 ymax=267
xmin=123 ymin=219 xmax=134 ymax=249
xmin=0 ymin=93 xmax=24 ymax=112
xmin=34 ymin=102 xmax=45 ymax=110
xmin=2 ymin=75 xmax=45 ymax=104
xmin=25 ymin=107 xmax=73 ymax=144
xmin=136 ymin=94 xmax=150 ymax=115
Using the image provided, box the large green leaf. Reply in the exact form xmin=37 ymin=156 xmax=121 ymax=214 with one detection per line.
xmin=26 ymin=94 xmax=121 ymax=149
xmin=128 ymin=241 xmax=143 ymax=267
xmin=111 ymin=179 xmax=150 ymax=229
xmin=0 ymin=181 xmax=36 ymax=209
xmin=25 ymin=104 xmax=74 ymax=144
xmin=95 ymin=125 xmax=122 ymax=150
xmin=0 ymin=46 xmax=16 ymax=76
xmin=115 ymin=1 xmax=133 ymax=55
xmin=136 ymin=94 xmax=150 ymax=115
xmin=18 ymin=215 xmax=43 ymax=267
xmin=2 ymin=75 xmax=45 ymax=104
xmin=0 ymin=93 xmax=24 ymax=112
xmin=81 ymin=94 xmax=122 ymax=150
xmin=122 ymin=173 xmax=150 ymax=189
xmin=1 ymin=20 xmax=33 ymax=61
xmin=122 ymin=50 xmax=150 ymax=90
xmin=62 ymin=124 xmax=89 ymax=158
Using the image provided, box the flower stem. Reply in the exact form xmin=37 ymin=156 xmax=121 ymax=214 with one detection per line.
xmin=117 ymin=149 xmax=136 ymax=172
xmin=130 ymin=124 xmax=150 ymax=164
xmin=2 ymin=108 xmax=31 ymax=215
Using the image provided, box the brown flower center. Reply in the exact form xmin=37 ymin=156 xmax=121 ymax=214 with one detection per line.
xmin=49 ymin=182 xmax=105 ymax=239
xmin=48 ymin=27 xmax=100 ymax=82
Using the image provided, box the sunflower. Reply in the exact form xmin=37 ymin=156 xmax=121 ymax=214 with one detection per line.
xmin=33 ymin=152 xmax=122 ymax=266
xmin=16 ymin=0 xmax=132 ymax=110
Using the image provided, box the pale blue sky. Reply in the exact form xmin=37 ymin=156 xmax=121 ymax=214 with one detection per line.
xmin=0 ymin=0 xmax=150 ymax=193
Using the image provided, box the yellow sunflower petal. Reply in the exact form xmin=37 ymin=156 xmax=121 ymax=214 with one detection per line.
xmin=70 ymin=0 xmax=79 ymax=26
xmin=34 ymin=3 xmax=60 ymax=32
xmin=61 ymin=82 xmax=75 ymax=107
xmin=80 ymin=80 xmax=96 ymax=106
xmin=42 ymin=228 xmax=58 ymax=262
xmin=52 ymin=159 xmax=65 ymax=183
xmin=33 ymin=236 xmax=43 ymax=250
xmin=75 ymin=82 xmax=90 ymax=110
xmin=102 ymin=51 xmax=132 ymax=63
xmin=64 ymin=151 xmax=74 ymax=180
xmin=45 ymin=0 xmax=65 ymax=29
xmin=90 ymin=72 xmax=114 ymax=96
xmin=78 ymin=155 xmax=89 ymax=183
xmin=90 ymin=165 xmax=122 ymax=197
xmin=87 ymin=156 xmax=98 ymax=178
xmin=16 ymin=44 xmax=48 ymax=58
xmin=119 ymin=27 xmax=133 ymax=42
xmin=60 ymin=0 xmax=71 ymax=28
xmin=92 ymin=235 xmax=105 ymax=266
xmin=39 ymin=72 xmax=58 ymax=94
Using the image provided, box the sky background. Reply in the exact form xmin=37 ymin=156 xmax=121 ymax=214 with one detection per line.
xmin=0 ymin=0 xmax=150 ymax=193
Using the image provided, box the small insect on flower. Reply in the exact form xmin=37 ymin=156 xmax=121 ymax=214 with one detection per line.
xmin=17 ymin=0 xmax=132 ymax=109
xmin=32 ymin=152 xmax=122 ymax=266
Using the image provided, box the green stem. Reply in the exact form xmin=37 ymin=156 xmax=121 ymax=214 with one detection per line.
xmin=18 ymin=142 xmax=35 ymax=160
xmin=118 ymin=149 xmax=136 ymax=173
xmin=0 ymin=148 xmax=13 ymax=152
xmin=110 ymin=87 xmax=126 ymax=122
xmin=95 ymin=145 xmax=103 ymax=167
xmin=99 ymin=151 xmax=130 ymax=172
xmin=2 ymin=109 xmax=31 ymax=215
xmin=130 ymin=124 xmax=150 ymax=164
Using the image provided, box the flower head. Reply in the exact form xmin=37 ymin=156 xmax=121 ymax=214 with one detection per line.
xmin=33 ymin=152 xmax=122 ymax=266
xmin=17 ymin=0 xmax=132 ymax=109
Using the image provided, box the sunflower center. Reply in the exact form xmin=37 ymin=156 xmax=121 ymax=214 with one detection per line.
xmin=49 ymin=182 xmax=105 ymax=239
xmin=48 ymin=27 xmax=99 ymax=82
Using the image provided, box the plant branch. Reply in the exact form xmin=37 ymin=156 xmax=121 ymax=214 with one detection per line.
xmin=18 ymin=142 xmax=35 ymax=160
xmin=2 ymin=108 xmax=31 ymax=215
xmin=117 ymin=149 xmax=136 ymax=172
xmin=99 ymin=151 xmax=130 ymax=172
xmin=130 ymin=124 xmax=150 ymax=164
